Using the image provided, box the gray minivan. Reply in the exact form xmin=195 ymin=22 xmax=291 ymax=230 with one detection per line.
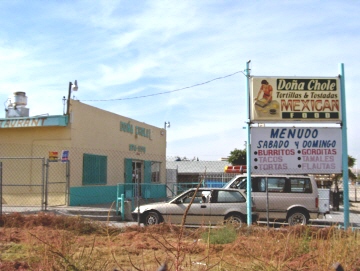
xmin=223 ymin=174 xmax=321 ymax=225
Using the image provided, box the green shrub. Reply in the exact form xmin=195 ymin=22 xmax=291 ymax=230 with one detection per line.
xmin=201 ymin=225 xmax=237 ymax=244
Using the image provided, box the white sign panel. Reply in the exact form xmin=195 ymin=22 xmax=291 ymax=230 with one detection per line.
xmin=250 ymin=77 xmax=341 ymax=123
xmin=251 ymin=127 xmax=342 ymax=174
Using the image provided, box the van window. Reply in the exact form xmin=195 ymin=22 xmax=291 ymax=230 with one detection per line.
xmin=227 ymin=176 xmax=312 ymax=194
xmin=290 ymin=178 xmax=312 ymax=193
xmin=252 ymin=177 xmax=266 ymax=192
xmin=267 ymin=178 xmax=286 ymax=192
xmin=251 ymin=177 xmax=286 ymax=192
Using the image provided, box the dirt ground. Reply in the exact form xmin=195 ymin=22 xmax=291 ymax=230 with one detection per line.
xmin=1 ymin=213 xmax=360 ymax=270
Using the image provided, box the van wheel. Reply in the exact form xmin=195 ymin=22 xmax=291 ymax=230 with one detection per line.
xmin=144 ymin=212 xmax=160 ymax=226
xmin=287 ymin=210 xmax=308 ymax=226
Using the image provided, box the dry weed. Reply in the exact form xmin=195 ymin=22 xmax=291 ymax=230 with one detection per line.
xmin=0 ymin=213 xmax=360 ymax=270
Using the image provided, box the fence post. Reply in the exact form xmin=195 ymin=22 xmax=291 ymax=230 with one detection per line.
xmin=66 ymin=160 xmax=70 ymax=206
xmin=121 ymin=194 xmax=125 ymax=221
xmin=40 ymin=158 xmax=45 ymax=211
xmin=44 ymin=159 xmax=49 ymax=211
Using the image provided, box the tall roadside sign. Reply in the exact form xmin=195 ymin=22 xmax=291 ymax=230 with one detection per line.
xmin=246 ymin=66 xmax=348 ymax=228
xmin=249 ymin=76 xmax=342 ymax=175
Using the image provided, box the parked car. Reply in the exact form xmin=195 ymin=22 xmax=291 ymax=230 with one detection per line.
xmin=132 ymin=188 xmax=257 ymax=227
xmin=222 ymin=174 xmax=322 ymax=225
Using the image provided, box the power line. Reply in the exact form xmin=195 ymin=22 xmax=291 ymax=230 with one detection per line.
xmin=82 ymin=70 xmax=244 ymax=102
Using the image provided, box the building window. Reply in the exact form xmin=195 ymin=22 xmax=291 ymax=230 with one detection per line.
xmin=82 ymin=153 xmax=107 ymax=185
xmin=151 ymin=162 xmax=161 ymax=183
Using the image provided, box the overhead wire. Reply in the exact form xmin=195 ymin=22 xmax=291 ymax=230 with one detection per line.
xmin=82 ymin=70 xmax=245 ymax=102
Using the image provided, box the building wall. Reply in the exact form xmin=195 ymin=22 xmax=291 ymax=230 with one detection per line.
xmin=70 ymin=101 xmax=166 ymax=153
xmin=68 ymin=101 xmax=167 ymax=187
xmin=0 ymin=100 xmax=167 ymax=206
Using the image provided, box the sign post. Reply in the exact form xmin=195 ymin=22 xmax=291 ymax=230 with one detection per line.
xmin=339 ymin=63 xmax=349 ymax=228
xmin=245 ymin=61 xmax=252 ymax=226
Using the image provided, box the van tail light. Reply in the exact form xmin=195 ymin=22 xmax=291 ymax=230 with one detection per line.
xmin=252 ymin=205 xmax=256 ymax=212
xmin=315 ymin=196 xmax=319 ymax=208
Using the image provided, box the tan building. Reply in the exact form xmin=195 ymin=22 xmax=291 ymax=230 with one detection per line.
xmin=0 ymin=93 xmax=167 ymax=207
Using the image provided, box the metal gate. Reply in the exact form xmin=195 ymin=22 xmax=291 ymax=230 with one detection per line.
xmin=0 ymin=157 xmax=69 ymax=215
xmin=45 ymin=159 xmax=69 ymax=207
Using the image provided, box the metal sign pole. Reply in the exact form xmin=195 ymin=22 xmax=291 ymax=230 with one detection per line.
xmin=245 ymin=60 xmax=252 ymax=226
xmin=266 ymin=177 xmax=269 ymax=228
xmin=339 ymin=63 xmax=349 ymax=229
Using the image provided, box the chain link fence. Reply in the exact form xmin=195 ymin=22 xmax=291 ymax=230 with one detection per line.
xmin=0 ymin=143 xmax=359 ymax=227
xmin=0 ymin=157 xmax=69 ymax=214
xmin=0 ymin=157 xmax=46 ymax=213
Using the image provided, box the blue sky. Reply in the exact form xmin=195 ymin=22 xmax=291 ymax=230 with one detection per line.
xmin=0 ymin=1 xmax=359 ymax=163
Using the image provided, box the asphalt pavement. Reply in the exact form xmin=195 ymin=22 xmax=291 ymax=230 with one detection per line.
xmin=310 ymin=203 xmax=360 ymax=228
xmin=2 ymin=201 xmax=360 ymax=228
